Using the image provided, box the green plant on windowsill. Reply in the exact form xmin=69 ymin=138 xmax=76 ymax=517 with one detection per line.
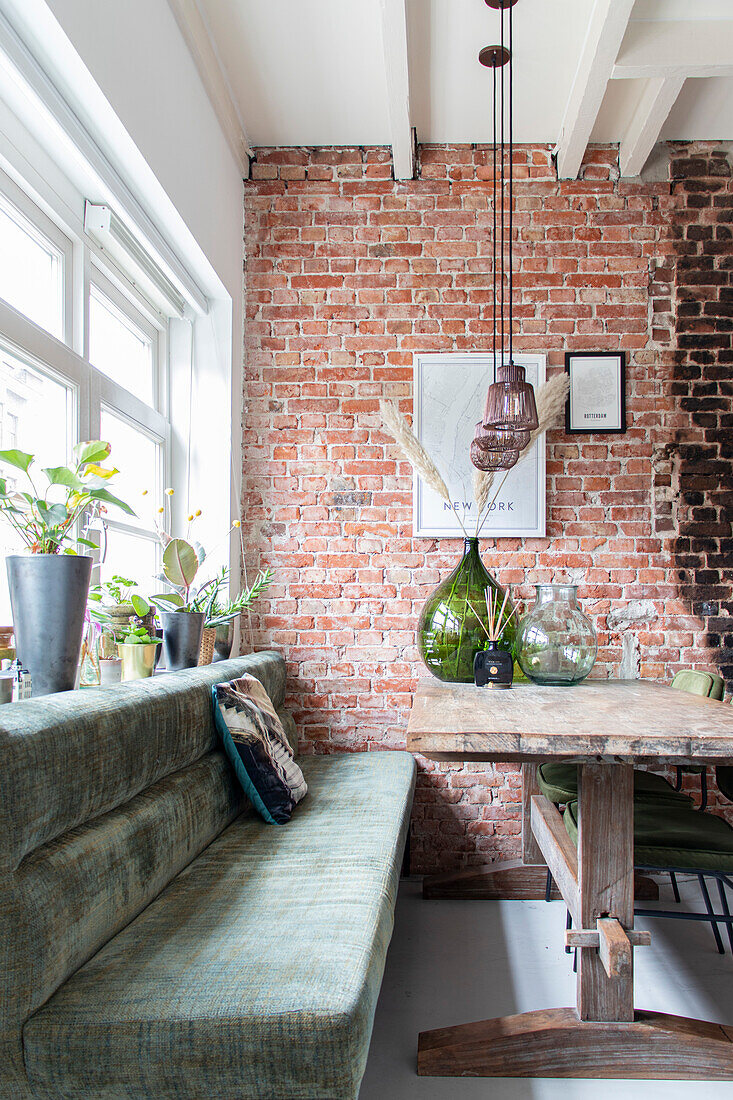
xmin=89 ymin=575 xmax=151 ymax=621
xmin=0 ymin=440 xmax=134 ymax=554
xmin=202 ymin=566 xmax=274 ymax=628
xmin=120 ymin=625 xmax=160 ymax=646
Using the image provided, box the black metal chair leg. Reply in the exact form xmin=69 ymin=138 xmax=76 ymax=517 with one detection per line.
xmin=700 ymin=769 xmax=708 ymax=811
xmin=698 ymin=874 xmax=725 ymax=954
xmin=675 ymin=766 xmax=683 ymax=791
xmin=717 ymin=877 xmax=733 ymax=954
xmin=669 ymin=870 xmax=681 ymax=903
xmin=545 ymin=869 xmax=552 ymax=903
xmin=565 ymin=908 xmax=572 ymax=954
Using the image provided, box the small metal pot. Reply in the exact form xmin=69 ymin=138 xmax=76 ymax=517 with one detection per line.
xmin=212 ymin=621 xmax=234 ymax=662
xmin=118 ymin=642 xmax=160 ymax=681
xmin=161 ymin=611 xmax=205 ymax=672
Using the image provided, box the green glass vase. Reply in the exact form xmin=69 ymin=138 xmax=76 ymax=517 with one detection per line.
xmin=417 ymin=537 xmax=516 ymax=683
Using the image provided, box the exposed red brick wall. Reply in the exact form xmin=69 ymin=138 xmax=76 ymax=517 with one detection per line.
xmin=242 ymin=142 xmax=733 ymax=873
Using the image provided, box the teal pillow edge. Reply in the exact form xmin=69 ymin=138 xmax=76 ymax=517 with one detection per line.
xmin=211 ymin=684 xmax=278 ymax=826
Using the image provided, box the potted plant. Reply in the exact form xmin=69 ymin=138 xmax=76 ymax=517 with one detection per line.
xmin=0 ymin=441 xmax=134 ymax=696
xmin=88 ymin=575 xmax=153 ymax=641
xmin=151 ymin=538 xmax=215 ymax=671
xmin=117 ymin=624 xmax=161 ymax=681
xmin=203 ymin=566 xmax=273 ymax=663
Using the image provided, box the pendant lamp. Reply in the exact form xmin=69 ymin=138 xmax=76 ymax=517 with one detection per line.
xmin=471 ymin=0 xmax=538 ymax=473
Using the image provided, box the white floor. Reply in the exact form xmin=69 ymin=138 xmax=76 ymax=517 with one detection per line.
xmin=360 ymin=877 xmax=733 ymax=1100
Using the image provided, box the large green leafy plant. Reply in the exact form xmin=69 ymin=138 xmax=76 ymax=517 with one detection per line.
xmin=0 ymin=440 xmax=134 ymax=554
xmin=151 ymin=539 xmax=272 ymax=623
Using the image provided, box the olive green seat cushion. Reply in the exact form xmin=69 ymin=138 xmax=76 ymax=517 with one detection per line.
xmin=564 ymin=799 xmax=733 ymax=872
xmin=537 ymin=762 xmax=691 ymax=807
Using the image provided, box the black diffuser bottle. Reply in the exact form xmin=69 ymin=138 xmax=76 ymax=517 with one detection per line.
xmin=474 ymin=640 xmax=514 ymax=688
xmin=473 ymin=587 xmax=516 ymax=688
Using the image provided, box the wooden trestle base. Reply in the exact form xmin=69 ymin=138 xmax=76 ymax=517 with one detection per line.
xmin=422 ymin=861 xmax=660 ymax=902
xmin=417 ymin=1008 xmax=733 ymax=1079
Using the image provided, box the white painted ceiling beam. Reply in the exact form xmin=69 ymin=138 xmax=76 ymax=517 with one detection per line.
xmin=614 ymin=20 xmax=733 ymax=80
xmin=619 ymin=76 xmax=685 ymax=177
xmin=379 ymin=0 xmax=415 ymax=180
xmin=555 ymin=0 xmax=635 ymax=180
xmin=167 ymin=0 xmax=253 ymax=177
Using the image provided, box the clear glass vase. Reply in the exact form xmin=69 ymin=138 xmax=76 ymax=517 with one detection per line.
xmin=417 ymin=537 xmax=515 ymax=684
xmin=515 ymin=584 xmax=597 ymax=686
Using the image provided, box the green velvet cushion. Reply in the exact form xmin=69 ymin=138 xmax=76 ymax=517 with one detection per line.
xmin=23 ymin=751 xmax=416 ymax=1100
xmin=564 ymin=799 xmax=733 ymax=872
xmin=538 ymin=762 xmax=691 ymax=807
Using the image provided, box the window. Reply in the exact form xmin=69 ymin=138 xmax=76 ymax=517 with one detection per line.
xmin=0 ymin=174 xmax=171 ymax=616
xmin=0 ymin=341 xmax=74 ymax=619
xmin=89 ymin=280 xmax=156 ymax=406
xmin=0 ymin=173 xmax=70 ymax=340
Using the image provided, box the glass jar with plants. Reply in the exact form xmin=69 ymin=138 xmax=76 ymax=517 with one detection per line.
xmin=0 ymin=441 xmax=134 ymax=696
xmin=117 ymin=623 xmax=162 ymax=681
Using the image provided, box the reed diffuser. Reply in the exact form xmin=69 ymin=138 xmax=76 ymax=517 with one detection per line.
xmin=472 ymin=587 xmax=518 ymax=688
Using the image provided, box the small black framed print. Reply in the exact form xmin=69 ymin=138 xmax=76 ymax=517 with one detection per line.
xmin=565 ymin=352 xmax=626 ymax=435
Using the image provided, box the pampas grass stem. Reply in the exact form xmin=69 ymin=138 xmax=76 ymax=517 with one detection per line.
xmin=380 ymin=399 xmax=469 ymax=539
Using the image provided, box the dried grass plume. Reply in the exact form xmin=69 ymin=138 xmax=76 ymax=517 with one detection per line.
xmin=379 ymin=399 xmax=457 ymax=513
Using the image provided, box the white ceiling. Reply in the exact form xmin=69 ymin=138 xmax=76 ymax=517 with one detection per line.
xmin=192 ymin=0 xmax=733 ymax=174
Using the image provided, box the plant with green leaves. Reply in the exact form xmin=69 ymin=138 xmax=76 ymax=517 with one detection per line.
xmin=88 ymin=575 xmax=151 ymax=620
xmin=120 ymin=624 xmax=160 ymax=646
xmin=204 ymin=567 xmax=273 ymax=627
xmin=150 ymin=537 xmax=208 ymax=614
xmin=151 ymin=535 xmax=273 ymax=625
xmin=0 ymin=440 xmax=134 ymax=554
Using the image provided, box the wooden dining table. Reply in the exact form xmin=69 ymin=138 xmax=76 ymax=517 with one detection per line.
xmin=407 ymin=677 xmax=733 ymax=1079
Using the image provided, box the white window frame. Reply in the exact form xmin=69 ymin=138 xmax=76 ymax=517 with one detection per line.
xmin=0 ymin=164 xmax=73 ymax=344
xmin=0 ymin=171 xmax=172 ymax=590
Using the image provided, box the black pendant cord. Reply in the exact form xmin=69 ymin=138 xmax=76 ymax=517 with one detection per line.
xmin=499 ymin=6 xmax=505 ymax=371
xmin=508 ymin=1 xmax=513 ymax=366
xmin=492 ymin=61 xmax=497 ymax=386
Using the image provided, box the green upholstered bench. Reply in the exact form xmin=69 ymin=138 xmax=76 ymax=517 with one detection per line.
xmin=1 ymin=652 xmax=416 ymax=1100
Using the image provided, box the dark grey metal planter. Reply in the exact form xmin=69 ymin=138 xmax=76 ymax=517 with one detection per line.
xmin=161 ymin=610 xmax=205 ymax=671
xmin=7 ymin=553 xmax=92 ymax=697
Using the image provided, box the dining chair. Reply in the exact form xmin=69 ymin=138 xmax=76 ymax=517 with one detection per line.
xmin=563 ymin=796 xmax=733 ymax=955
xmin=671 ymin=669 xmax=726 ymax=808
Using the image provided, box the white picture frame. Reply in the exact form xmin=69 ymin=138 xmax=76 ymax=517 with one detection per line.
xmin=412 ymin=352 xmax=547 ymax=539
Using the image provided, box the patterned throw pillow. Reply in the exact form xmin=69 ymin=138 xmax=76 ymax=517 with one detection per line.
xmin=212 ymin=675 xmax=307 ymax=824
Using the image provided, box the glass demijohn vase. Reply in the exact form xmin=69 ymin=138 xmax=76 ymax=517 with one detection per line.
xmin=417 ymin=537 xmax=515 ymax=684
xmin=515 ymin=583 xmax=597 ymax=686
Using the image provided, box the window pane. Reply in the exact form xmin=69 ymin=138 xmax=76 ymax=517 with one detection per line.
xmin=100 ymin=409 xmax=161 ymax=531
xmin=101 ymin=528 xmax=159 ymax=599
xmin=89 ymin=286 xmax=154 ymax=404
xmin=0 ymin=197 xmax=64 ymax=338
xmin=0 ymin=348 xmax=72 ymax=622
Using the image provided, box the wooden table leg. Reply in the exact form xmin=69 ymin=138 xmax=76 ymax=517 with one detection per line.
xmin=418 ymin=760 xmax=733 ymax=1078
xmin=577 ymin=762 xmax=634 ymax=1022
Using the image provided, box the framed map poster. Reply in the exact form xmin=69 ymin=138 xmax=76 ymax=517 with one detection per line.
xmin=412 ymin=352 xmax=546 ymax=539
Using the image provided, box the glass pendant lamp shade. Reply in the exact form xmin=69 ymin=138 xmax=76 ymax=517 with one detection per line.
xmin=483 ymin=363 xmax=539 ymax=432
xmin=474 ymin=420 xmax=530 ymax=451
